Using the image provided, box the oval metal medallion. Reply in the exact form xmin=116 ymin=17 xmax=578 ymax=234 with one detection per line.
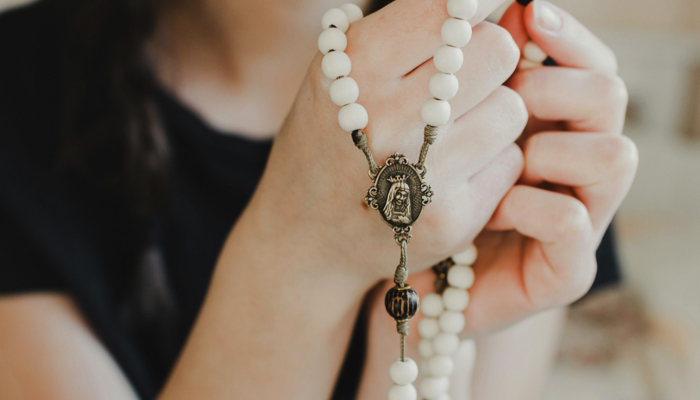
xmin=365 ymin=154 xmax=432 ymax=228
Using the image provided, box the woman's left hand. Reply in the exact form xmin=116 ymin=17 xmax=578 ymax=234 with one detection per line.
xmin=356 ymin=2 xmax=637 ymax=398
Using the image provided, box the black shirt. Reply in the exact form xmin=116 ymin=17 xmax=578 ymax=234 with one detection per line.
xmin=0 ymin=1 xmax=621 ymax=399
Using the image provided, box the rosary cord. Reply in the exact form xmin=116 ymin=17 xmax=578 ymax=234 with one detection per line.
xmin=415 ymin=125 xmax=439 ymax=171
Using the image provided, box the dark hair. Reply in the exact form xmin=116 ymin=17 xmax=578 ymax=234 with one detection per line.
xmin=60 ymin=0 xmax=167 ymax=214
xmin=60 ymin=0 xmax=393 ymax=214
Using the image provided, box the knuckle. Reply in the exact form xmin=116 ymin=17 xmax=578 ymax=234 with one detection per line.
xmin=562 ymin=260 xmax=598 ymax=303
xmin=551 ymin=198 xmax=591 ymax=241
xmin=591 ymin=72 xmax=629 ymax=109
xmin=482 ymin=23 xmax=521 ymax=77
xmin=601 ymin=135 xmax=639 ymax=175
xmin=494 ymin=86 xmax=529 ymax=135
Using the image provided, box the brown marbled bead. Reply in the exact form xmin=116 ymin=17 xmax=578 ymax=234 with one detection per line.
xmin=384 ymin=285 xmax=420 ymax=322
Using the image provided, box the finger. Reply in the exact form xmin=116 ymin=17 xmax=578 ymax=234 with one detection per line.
xmin=476 ymin=186 xmax=596 ymax=317
xmin=508 ymin=67 xmax=628 ymax=133
xmin=497 ymin=1 xmax=529 ymax=49
xmin=523 ymin=1 xmax=618 ymax=73
xmin=414 ymin=142 xmax=523 ymax=264
xmin=400 ymin=22 xmax=520 ymax=123
xmin=351 ymin=0 xmax=515 ymax=78
xmin=432 ymin=87 xmax=527 ymax=179
xmin=521 ymin=132 xmax=639 ymax=236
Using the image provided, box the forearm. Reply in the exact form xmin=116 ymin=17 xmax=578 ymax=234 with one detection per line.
xmin=158 ymin=202 xmax=371 ymax=400
xmin=471 ymin=307 xmax=567 ymax=400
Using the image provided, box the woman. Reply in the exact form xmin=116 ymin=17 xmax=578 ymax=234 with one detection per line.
xmin=0 ymin=0 xmax=635 ymax=398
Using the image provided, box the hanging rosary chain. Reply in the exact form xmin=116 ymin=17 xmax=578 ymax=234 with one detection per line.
xmin=318 ymin=1 xmax=479 ymax=398
xmin=351 ymin=130 xmax=379 ymax=175
xmin=415 ymin=125 xmax=439 ymax=172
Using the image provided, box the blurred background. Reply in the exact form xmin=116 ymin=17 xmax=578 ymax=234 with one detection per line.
xmin=2 ymin=0 xmax=699 ymax=399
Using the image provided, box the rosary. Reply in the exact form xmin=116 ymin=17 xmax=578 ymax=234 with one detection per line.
xmin=317 ymin=1 xmax=547 ymax=399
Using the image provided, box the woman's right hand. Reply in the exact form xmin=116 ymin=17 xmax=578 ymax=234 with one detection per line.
xmin=240 ymin=0 xmax=526 ymax=283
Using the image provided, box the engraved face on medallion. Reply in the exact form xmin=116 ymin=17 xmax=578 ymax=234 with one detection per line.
xmin=383 ymin=174 xmax=412 ymax=224
xmin=365 ymin=154 xmax=433 ymax=229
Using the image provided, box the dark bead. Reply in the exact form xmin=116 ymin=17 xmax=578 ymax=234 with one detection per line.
xmin=384 ymin=285 xmax=420 ymax=322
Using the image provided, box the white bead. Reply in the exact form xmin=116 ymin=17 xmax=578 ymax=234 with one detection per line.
xmin=524 ymin=41 xmax=547 ymax=62
xmin=428 ymin=355 xmax=455 ymax=377
xmin=447 ymin=0 xmax=478 ymax=20
xmin=432 ymin=332 xmax=460 ymax=355
xmin=337 ymin=103 xmax=368 ymax=132
xmin=418 ymin=317 xmax=440 ymax=339
xmin=322 ymin=8 xmax=350 ymax=32
xmin=421 ymin=98 xmax=451 ymax=126
xmin=329 ymin=77 xmax=359 ymax=106
xmin=318 ymin=28 xmax=347 ymax=55
xmin=433 ymin=45 xmax=464 ymax=74
xmin=390 ymin=358 xmax=419 ymax=385
xmin=439 ymin=311 xmax=466 ymax=334
xmin=340 ymin=3 xmax=364 ymax=23
xmin=446 ymin=265 xmax=475 ymax=289
xmin=420 ymin=377 xmax=449 ymax=399
xmin=442 ymin=287 xmax=469 ymax=311
xmin=518 ymin=59 xmax=541 ymax=70
xmin=388 ymin=384 xmax=417 ymax=400
xmin=421 ymin=293 xmax=444 ymax=317
xmin=429 ymin=73 xmax=459 ymax=101
xmin=452 ymin=243 xmax=477 ymax=265
xmin=418 ymin=339 xmax=434 ymax=358
xmin=441 ymin=18 xmax=472 ymax=48
xmin=321 ymin=51 xmax=352 ymax=80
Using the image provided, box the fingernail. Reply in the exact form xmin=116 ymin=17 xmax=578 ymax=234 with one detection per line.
xmin=534 ymin=1 xmax=562 ymax=32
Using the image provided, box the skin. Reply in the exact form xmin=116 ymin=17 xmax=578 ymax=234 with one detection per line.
xmin=0 ymin=0 xmax=637 ymax=399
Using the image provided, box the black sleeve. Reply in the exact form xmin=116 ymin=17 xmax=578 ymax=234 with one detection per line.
xmin=0 ymin=206 xmax=67 ymax=294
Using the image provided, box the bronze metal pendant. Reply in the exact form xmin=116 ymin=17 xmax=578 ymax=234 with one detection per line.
xmin=365 ymin=154 xmax=433 ymax=232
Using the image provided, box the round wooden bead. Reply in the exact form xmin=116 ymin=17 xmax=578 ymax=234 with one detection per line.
xmin=438 ymin=311 xmax=465 ymax=334
xmin=524 ymin=41 xmax=547 ymax=62
xmin=338 ymin=103 xmax=368 ymax=132
xmin=428 ymin=355 xmax=455 ymax=377
xmin=429 ymin=73 xmax=459 ymax=101
xmin=446 ymin=265 xmax=474 ymax=289
xmin=340 ymin=3 xmax=364 ymax=23
xmin=447 ymin=0 xmax=478 ymax=20
xmin=420 ymin=293 xmax=444 ymax=317
xmin=441 ymin=18 xmax=472 ymax=48
xmin=388 ymin=384 xmax=417 ymax=400
xmin=452 ymin=244 xmax=477 ymax=265
xmin=421 ymin=98 xmax=451 ymax=126
xmin=418 ymin=339 xmax=434 ymax=358
xmin=518 ymin=59 xmax=540 ymax=70
xmin=322 ymin=8 xmax=350 ymax=32
xmin=384 ymin=285 xmax=420 ymax=322
xmin=329 ymin=77 xmax=359 ymax=106
xmin=420 ymin=377 xmax=449 ymax=399
xmin=321 ymin=51 xmax=352 ymax=80
xmin=433 ymin=45 xmax=464 ymax=74
xmin=390 ymin=358 xmax=419 ymax=385
xmin=432 ymin=332 xmax=460 ymax=355
xmin=318 ymin=28 xmax=347 ymax=55
xmin=442 ymin=287 xmax=469 ymax=311
xmin=418 ymin=317 xmax=440 ymax=339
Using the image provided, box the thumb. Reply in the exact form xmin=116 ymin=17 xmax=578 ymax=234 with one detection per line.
xmin=523 ymin=0 xmax=618 ymax=73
